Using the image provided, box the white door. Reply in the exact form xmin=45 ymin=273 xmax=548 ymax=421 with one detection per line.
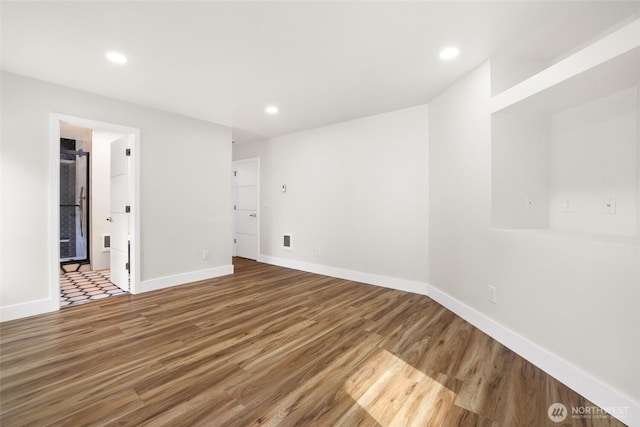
xmin=233 ymin=159 xmax=259 ymax=260
xmin=109 ymin=137 xmax=130 ymax=291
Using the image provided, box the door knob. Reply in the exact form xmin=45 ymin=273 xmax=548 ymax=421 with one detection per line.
xmin=106 ymin=217 xmax=113 ymax=222
xmin=249 ymin=213 xmax=257 ymax=218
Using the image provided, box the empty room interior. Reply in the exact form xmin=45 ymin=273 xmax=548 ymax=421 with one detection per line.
xmin=1 ymin=1 xmax=639 ymax=426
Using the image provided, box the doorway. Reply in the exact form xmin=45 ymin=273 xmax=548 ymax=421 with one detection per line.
xmin=233 ymin=158 xmax=260 ymax=260
xmin=50 ymin=114 xmax=140 ymax=309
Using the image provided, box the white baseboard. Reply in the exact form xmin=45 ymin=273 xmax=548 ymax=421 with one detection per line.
xmin=258 ymin=254 xmax=638 ymax=427
xmin=139 ymin=264 xmax=234 ymax=293
xmin=0 ymin=296 xmax=59 ymax=322
xmin=427 ymin=285 xmax=639 ymax=427
xmin=257 ymin=255 xmax=428 ymax=296
xmin=1 ymin=264 xmax=235 ymax=323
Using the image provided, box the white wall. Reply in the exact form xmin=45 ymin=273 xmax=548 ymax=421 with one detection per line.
xmin=492 ymin=113 xmax=549 ymax=229
xmin=549 ymin=86 xmax=638 ymax=237
xmin=493 ymin=86 xmax=638 ymax=238
xmin=234 ymin=105 xmax=429 ymax=284
xmin=60 ymin=123 xmax=92 ymax=142
xmin=429 ymin=62 xmax=639 ymax=412
xmin=0 ymin=71 xmax=233 ymax=319
xmin=490 ymin=55 xmax=547 ymax=97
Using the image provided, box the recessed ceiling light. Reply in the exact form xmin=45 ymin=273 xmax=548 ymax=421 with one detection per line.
xmin=439 ymin=46 xmax=460 ymax=60
xmin=265 ymin=105 xmax=279 ymax=114
xmin=106 ymin=51 xmax=127 ymax=64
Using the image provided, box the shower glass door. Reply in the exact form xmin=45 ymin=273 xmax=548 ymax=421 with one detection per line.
xmin=60 ymin=142 xmax=89 ymax=263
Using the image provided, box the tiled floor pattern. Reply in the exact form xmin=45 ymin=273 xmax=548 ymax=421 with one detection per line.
xmin=60 ymin=269 xmax=128 ymax=307
xmin=60 ymin=262 xmax=93 ymax=273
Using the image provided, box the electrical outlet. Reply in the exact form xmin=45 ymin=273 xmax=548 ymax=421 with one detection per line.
xmin=525 ymin=197 xmax=534 ymax=210
xmin=201 ymin=249 xmax=209 ymax=260
xmin=563 ymin=198 xmax=574 ymax=213
xmin=488 ymin=286 xmax=497 ymax=304
xmin=315 ymin=247 xmax=321 ymax=257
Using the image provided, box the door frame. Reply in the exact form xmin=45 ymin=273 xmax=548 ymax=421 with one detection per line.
xmin=49 ymin=114 xmax=141 ymax=307
xmin=232 ymin=157 xmax=260 ymax=259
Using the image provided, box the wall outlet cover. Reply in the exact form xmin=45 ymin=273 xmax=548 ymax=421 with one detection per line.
xmin=488 ymin=285 xmax=497 ymax=303
xmin=563 ymin=198 xmax=574 ymax=213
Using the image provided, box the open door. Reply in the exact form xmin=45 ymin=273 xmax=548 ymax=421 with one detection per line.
xmin=109 ymin=137 xmax=130 ymax=291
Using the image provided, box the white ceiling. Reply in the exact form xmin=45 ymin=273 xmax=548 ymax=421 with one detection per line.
xmin=1 ymin=1 xmax=638 ymax=143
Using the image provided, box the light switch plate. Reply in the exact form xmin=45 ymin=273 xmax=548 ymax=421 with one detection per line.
xmin=603 ymin=196 xmax=616 ymax=215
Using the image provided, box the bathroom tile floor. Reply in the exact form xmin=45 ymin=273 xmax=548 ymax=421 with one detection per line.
xmin=60 ymin=269 xmax=128 ymax=307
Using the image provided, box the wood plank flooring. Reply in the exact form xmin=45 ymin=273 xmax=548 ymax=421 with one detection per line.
xmin=0 ymin=258 xmax=627 ymax=426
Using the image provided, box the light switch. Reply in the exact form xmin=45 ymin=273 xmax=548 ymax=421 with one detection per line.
xmin=603 ymin=196 xmax=616 ymax=215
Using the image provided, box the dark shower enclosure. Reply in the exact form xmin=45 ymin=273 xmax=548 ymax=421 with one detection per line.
xmin=60 ymin=138 xmax=90 ymax=264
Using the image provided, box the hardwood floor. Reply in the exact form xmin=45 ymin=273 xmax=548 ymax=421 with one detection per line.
xmin=0 ymin=258 xmax=626 ymax=426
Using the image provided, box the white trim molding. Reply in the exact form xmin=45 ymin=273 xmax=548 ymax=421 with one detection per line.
xmin=0 ymin=296 xmax=59 ymax=322
xmin=139 ymin=264 xmax=234 ymax=293
xmin=426 ymin=285 xmax=639 ymax=427
xmin=257 ymin=254 xmax=638 ymax=426
xmin=258 ymin=255 xmax=428 ymax=296
xmin=1 ymin=264 xmax=235 ymax=322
